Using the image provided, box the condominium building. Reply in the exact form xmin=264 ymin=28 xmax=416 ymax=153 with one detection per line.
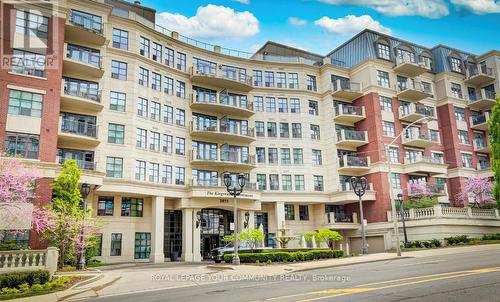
xmin=0 ymin=0 xmax=497 ymax=262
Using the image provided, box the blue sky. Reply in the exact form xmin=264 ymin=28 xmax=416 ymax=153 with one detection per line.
xmin=142 ymin=0 xmax=500 ymax=56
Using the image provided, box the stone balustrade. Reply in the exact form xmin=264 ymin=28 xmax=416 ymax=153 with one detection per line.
xmin=0 ymin=247 xmax=58 ymax=276
xmin=388 ymin=205 xmax=500 ymax=222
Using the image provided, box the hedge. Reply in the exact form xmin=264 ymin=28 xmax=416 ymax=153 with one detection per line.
xmin=482 ymin=233 xmax=500 ymax=241
xmin=224 ymin=249 xmax=343 ymax=263
xmin=444 ymin=235 xmax=471 ymax=245
xmin=0 ymin=270 xmax=50 ymax=289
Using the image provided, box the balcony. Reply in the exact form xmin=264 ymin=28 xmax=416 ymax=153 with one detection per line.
xmin=464 ymin=66 xmax=495 ymax=86
xmin=331 ymin=80 xmax=363 ymax=102
xmin=473 ymin=139 xmax=490 ymax=153
xmin=402 ymin=129 xmax=439 ymax=148
xmin=396 ymin=80 xmax=433 ymax=101
xmin=57 ymin=156 xmax=96 ymax=171
xmin=477 ymin=162 xmax=493 ymax=178
xmin=190 ymin=149 xmax=256 ymax=169
xmin=330 ymin=182 xmax=376 ymax=204
xmin=60 ymin=81 xmax=103 ymax=112
xmin=322 ymin=212 xmax=359 ymax=230
xmin=468 ymin=89 xmax=496 ymax=111
xmin=399 ymin=103 xmax=435 ymax=123
xmin=336 ymin=129 xmax=368 ymax=148
xmin=58 ymin=118 xmax=99 ymax=147
xmin=190 ymin=93 xmax=254 ymax=118
xmin=189 ymin=178 xmax=257 ymax=190
xmin=408 ymin=183 xmax=447 ymax=197
xmin=470 ymin=112 xmax=490 ymax=131
xmin=189 ymin=65 xmax=253 ymax=92
xmin=394 ymin=56 xmax=432 ymax=77
xmin=334 ymin=104 xmax=366 ymax=124
xmin=338 ymin=155 xmax=370 ymax=175
xmin=63 ymin=44 xmax=103 ymax=78
xmin=65 ymin=11 xmax=105 ymax=45
xmin=404 ymin=156 xmax=448 ymax=176
xmin=189 ymin=121 xmax=255 ymax=144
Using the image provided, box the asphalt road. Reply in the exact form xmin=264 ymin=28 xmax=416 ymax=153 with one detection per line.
xmin=88 ymin=249 xmax=500 ymax=302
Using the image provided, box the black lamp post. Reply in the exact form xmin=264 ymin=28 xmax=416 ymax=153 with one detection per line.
xmin=397 ymin=193 xmax=409 ymax=247
xmin=350 ymin=176 xmax=368 ymax=255
xmin=223 ymin=172 xmax=246 ymax=265
xmin=244 ymin=211 xmax=250 ymax=228
xmin=77 ymin=183 xmax=91 ymax=270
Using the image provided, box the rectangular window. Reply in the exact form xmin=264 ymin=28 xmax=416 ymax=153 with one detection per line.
xmin=312 ymin=149 xmax=322 ymax=165
xmin=391 ymin=173 xmax=401 ymax=189
xmin=293 ymin=148 xmax=303 ymax=164
xmin=254 ymin=96 xmax=264 ymax=112
xmin=308 ymin=100 xmax=319 ymax=115
xmin=162 ymin=165 xmax=172 ymax=184
xmin=451 ymin=83 xmax=463 ymax=98
xmin=8 ymin=89 xmax=43 ymax=117
xmin=314 ymin=175 xmax=324 ymax=191
xmin=451 ymin=57 xmax=463 ymax=73
xmin=266 ymin=97 xmax=276 ymax=112
xmin=276 ymin=72 xmax=286 ymax=88
xmin=163 ymin=134 xmax=173 ymax=154
xmin=165 ymin=47 xmax=174 ymax=67
xmin=310 ymin=124 xmax=320 ymax=140
xmin=15 ymin=10 xmax=48 ymax=39
xmin=264 ymin=71 xmax=274 ymax=87
xmin=281 ymin=148 xmax=291 ymax=165
xmin=306 ymin=75 xmax=317 ymax=91
xmin=139 ymin=67 xmax=149 ymax=86
xmin=380 ymin=96 xmax=392 ymax=112
xmin=253 ymin=70 xmax=262 ymax=86
xmin=175 ymin=137 xmax=185 ymax=155
xmin=377 ymin=43 xmax=391 ymax=60
xmin=152 ymin=42 xmax=162 ymax=62
xmin=454 ymin=107 xmax=466 ymax=121
xmin=110 ymin=233 xmax=122 ymax=256
xmin=163 ymin=105 xmax=173 ymax=124
xmin=134 ymin=232 xmax=151 ymax=259
xmin=383 ymin=121 xmax=395 ymax=137
xmin=461 ymin=153 xmax=473 ymax=168
xmin=299 ymin=205 xmax=309 ymax=220
xmin=295 ymin=175 xmax=305 ymax=191
xmin=136 ymin=128 xmax=147 ymax=148
xmin=388 ymin=147 xmax=399 ymax=163
xmin=150 ymin=131 xmax=160 ymax=151
xmin=137 ymin=97 xmax=148 ymax=117
xmin=280 ymin=123 xmax=289 ymax=138
xmin=139 ymin=36 xmax=150 ymax=57
xmin=176 ymin=81 xmax=185 ymax=98
xmin=175 ymin=167 xmax=185 ymax=185
xmin=257 ymin=174 xmax=267 ymax=190
xmin=175 ymin=109 xmax=185 ymax=126
xmin=151 ymin=72 xmax=161 ymax=91
xmin=255 ymin=121 xmax=265 ymax=137
xmin=268 ymin=148 xmax=278 ymax=164
xmin=267 ymin=122 xmax=277 ymax=137
xmin=112 ymin=28 xmax=128 ymax=50
xmin=135 ymin=160 xmax=146 ymax=180
xmin=164 ymin=77 xmax=174 ymax=95
xmin=288 ymin=73 xmax=299 ymax=89
xmin=458 ymin=130 xmax=470 ymax=144
xmin=111 ymin=60 xmax=127 ymax=80
xmin=269 ymin=174 xmax=279 ymax=190
xmin=97 ymin=196 xmax=114 ymax=216
xmin=285 ymin=204 xmax=294 ymax=220
xmin=282 ymin=175 xmax=292 ymax=191
xmin=377 ymin=70 xmax=390 ymax=87
xmin=121 ymin=198 xmax=143 ymax=217
xmin=108 ymin=123 xmax=124 ymax=144
xmin=4 ymin=132 xmax=39 ymax=159
xmin=292 ymin=123 xmax=302 ymax=138
xmin=149 ymin=162 xmax=160 ymax=182
xmin=290 ymin=98 xmax=300 ymax=113
xmin=11 ymin=49 xmax=46 ymax=77
xmin=176 ymin=52 xmax=186 ymax=71
xmin=110 ymin=91 xmax=126 ymax=112
xmin=106 ymin=157 xmax=123 ymax=178
xmin=256 ymin=147 xmax=266 ymax=163
xmin=150 ymin=101 xmax=161 ymax=120
xmin=278 ymin=98 xmax=288 ymax=113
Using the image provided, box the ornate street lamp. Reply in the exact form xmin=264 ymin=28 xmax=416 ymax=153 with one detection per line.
xmin=77 ymin=183 xmax=91 ymax=270
xmin=223 ymin=172 xmax=246 ymax=265
xmin=350 ymin=176 xmax=368 ymax=255
xmin=397 ymin=193 xmax=409 ymax=247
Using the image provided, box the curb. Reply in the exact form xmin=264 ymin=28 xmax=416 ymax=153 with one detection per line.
xmin=70 ymin=274 xmax=104 ymax=289
xmin=205 ymin=265 xmax=235 ymax=271
xmin=291 ymin=256 xmax=414 ymax=272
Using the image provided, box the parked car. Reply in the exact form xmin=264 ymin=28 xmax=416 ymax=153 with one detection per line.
xmin=212 ymin=243 xmax=272 ymax=263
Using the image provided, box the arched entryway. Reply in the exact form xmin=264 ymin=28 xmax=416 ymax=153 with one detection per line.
xmin=200 ymin=208 xmax=233 ymax=259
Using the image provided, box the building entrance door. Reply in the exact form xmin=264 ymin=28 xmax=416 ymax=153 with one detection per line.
xmin=200 ymin=208 xmax=233 ymax=259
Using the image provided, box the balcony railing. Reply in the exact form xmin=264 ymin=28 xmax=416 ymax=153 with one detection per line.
xmin=192 ymin=64 xmax=253 ymax=86
xmin=191 ymin=121 xmax=255 ymax=138
xmin=335 ymin=104 xmax=364 ymax=116
xmin=60 ymin=118 xmax=97 ymax=138
xmin=400 ymin=104 xmax=435 ymax=118
xmin=395 ymin=55 xmax=431 ymax=69
xmin=404 ymin=155 xmax=443 ymax=165
xmin=332 ymin=79 xmax=362 ymax=92
xmin=63 ymin=81 xmax=101 ymax=102
xmin=477 ymin=162 xmax=491 ymax=170
xmin=474 ymin=138 xmax=489 ymax=150
xmin=467 ymin=65 xmax=494 ymax=78
xmin=408 ymin=183 xmax=446 ymax=196
xmin=339 ymin=182 xmax=373 ymax=192
xmin=66 ymin=45 xmax=101 ymax=68
xmin=190 ymin=178 xmax=257 ymax=190
xmin=337 ymin=129 xmax=367 ymax=141
xmin=69 ymin=11 xmax=103 ymax=34
xmin=468 ymin=89 xmax=496 ymax=102
xmin=219 ymin=95 xmax=253 ymax=111
xmin=325 ymin=212 xmax=354 ymax=224
xmin=397 ymin=80 xmax=433 ymax=94
xmin=339 ymin=155 xmax=369 ymax=168
xmin=404 ymin=129 xmax=439 ymax=143
xmin=57 ymin=156 xmax=95 ymax=170
xmin=471 ymin=112 xmax=490 ymax=127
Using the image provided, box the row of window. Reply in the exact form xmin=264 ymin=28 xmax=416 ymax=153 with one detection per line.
xmin=136 ymin=97 xmax=186 ymax=126
xmin=254 ymin=97 xmax=319 ymax=115
xmin=134 ymin=161 xmax=186 ymax=184
xmin=285 ymin=204 xmax=310 ymax=221
xmin=94 ymin=232 xmax=151 ymax=259
xmin=256 ymin=174 xmax=324 ymax=191
xmin=256 ymin=147 xmax=322 ymax=165
xmin=254 ymin=122 xmax=320 ymax=140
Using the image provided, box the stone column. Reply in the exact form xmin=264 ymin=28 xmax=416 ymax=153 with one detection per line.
xmin=150 ymin=196 xmax=165 ymax=263
xmin=192 ymin=209 xmax=201 ymax=262
xmin=182 ymin=208 xmax=194 ymax=261
xmin=45 ymin=247 xmax=59 ymax=277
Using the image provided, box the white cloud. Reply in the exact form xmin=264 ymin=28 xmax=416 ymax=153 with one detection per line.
xmin=451 ymin=0 xmax=500 ymax=14
xmin=233 ymin=0 xmax=250 ymax=4
xmin=318 ymin=0 xmax=449 ymax=18
xmin=288 ymin=17 xmax=307 ymax=26
xmin=314 ymin=15 xmax=392 ymax=35
xmin=156 ymin=5 xmax=259 ymax=39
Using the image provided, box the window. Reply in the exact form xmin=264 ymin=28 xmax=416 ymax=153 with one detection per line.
xmin=97 ymin=197 xmax=114 ymax=216
xmin=108 ymin=123 xmax=124 ymax=144
xmin=139 ymin=36 xmax=150 ymax=57
xmin=162 ymin=165 xmax=172 ymax=184
xmin=11 ymin=49 xmax=46 ymax=77
xmin=134 ymin=232 xmax=151 ymax=259
xmin=162 ymin=106 xmax=173 ymax=124
xmin=264 ymin=71 xmax=274 ymax=87
xmin=290 ymin=98 xmax=300 ymax=113
xmin=121 ymin=198 xmax=143 ymax=217
xmin=15 ymin=10 xmax=48 ymax=39
xmin=255 ymin=121 xmax=265 ymax=137
xmin=310 ymin=125 xmax=320 ymax=140
xmin=254 ymin=96 xmax=264 ymax=112
xmin=458 ymin=130 xmax=470 ymax=144
xmin=164 ymin=77 xmax=174 ymax=95
xmin=450 ymin=57 xmax=463 ymax=73
xmin=269 ymin=174 xmax=279 ymax=190
xmin=266 ymin=97 xmax=276 ymax=112
xmin=137 ymin=98 xmax=148 ymax=117
xmin=4 ymin=132 xmax=39 ymax=159
xmin=165 ymin=47 xmax=174 ymax=67
xmin=295 ymin=175 xmax=305 ymax=191
xmin=285 ymin=204 xmax=294 ymax=220
xmin=268 ymin=148 xmax=278 ymax=164
xmin=314 ymin=175 xmax=324 ymax=191
xmin=8 ymin=89 xmax=43 ymax=117
xmin=451 ymin=83 xmax=463 ymax=98
xmin=388 ymin=147 xmax=399 ymax=163
xmin=293 ymin=148 xmax=303 ymax=164
xmin=111 ymin=60 xmax=127 ymax=80
xmin=289 ymin=73 xmax=299 ymax=89
xmin=139 ymin=67 xmax=149 ymax=86
xmin=281 ymin=148 xmax=291 ymax=165
xmin=94 ymin=234 xmax=103 ymax=256
xmin=152 ymin=42 xmax=162 ymax=62
xmin=299 ymin=205 xmax=309 ymax=220
xmin=112 ymin=28 xmax=128 ymax=49
xmin=432 ymin=152 xmax=444 ymax=164
xmin=282 ymin=175 xmax=292 ymax=191
xmin=253 ymin=70 xmax=262 ymax=86
xmin=175 ymin=108 xmax=185 ymax=126
xmin=175 ymin=137 xmax=185 ymax=155
xmin=135 ymin=160 xmax=146 ymax=180
xmin=151 ymin=73 xmax=161 ymax=91
xmin=257 ymin=174 xmax=267 ymax=190
xmin=110 ymin=91 xmax=126 ymax=112
xmin=256 ymin=147 xmax=266 ymax=163
xmin=276 ymin=72 xmax=286 ymax=88
xmin=176 ymin=52 xmax=186 ymax=71
xmin=312 ymin=149 xmax=322 ymax=165
xmin=391 ymin=173 xmax=401 ymax=189
xmin=383 ymin=121 xmax=395 ymax=137
xmin=377 ymin=70 xmax=390 ymax=87
xmin=278 ymin=98 xmax=288 ymax=113
xmin=163 ymin=134 xmax=173 ymax=154
xmin=149 ymin=162 xmax=159 ymax=182
xmin=461 ymin=153 xmax=473 ymax=168
xmin=280 ymin=123 xmax=289 ymax=138
xmin=454 ymin=107 xmax=466 ymax=121
xmin=377 ymin=43 xmax=391 ymax=60
xmin=306 ymin=75 xmax=317 ymax=91
xmin=267 ymin=122 xmax=277 ymax=137
xmin=136 ymin=128 xmax=147 ymax=148
xmin=110 ymin=233 xmax=122 ymax=256
xmin=380 ymin=96 xmax=392 ymax=112
xmin=106 ymin=157 xmax=123 ymax=178
xmin=150 ymin=132 xmax=160 ymax=151
xmin=292 ymin=123 xmax=302 ymax=138
xmin=176 ymin=81 xmax=185 ymax=98
xmin=175 ymin=167 xmax=185 ymax=185
xmin=308 ymin=101 xmax=319 ymax=115
xmin=150 ymin=101 xmax=160 ymax=120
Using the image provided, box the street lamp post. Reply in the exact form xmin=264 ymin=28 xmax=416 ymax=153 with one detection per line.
xmin=397 ymin=193 xmax=409 ymax=246
xmin=77 ymin=183 xmax=91 ymax=270
xmin=350 ymin=176 xmax=368 ymax=255
xmin=223 ymin=173 xmax=246 ymax=265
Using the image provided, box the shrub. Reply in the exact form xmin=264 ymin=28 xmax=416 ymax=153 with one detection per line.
xmin=430 ymin=239 xmax=442 ymax=247
xmin=444 ymin=235 xmax=471 ymax=245
xmin=0 ymin=270 xmax=50 ymax=289
xmin=223 ymin=249 xmax=343 ymax=263
xmin=0 ymin=241 xmax=25 ymax=251
xmin=482 ymin=233 xmax=500 ymax=240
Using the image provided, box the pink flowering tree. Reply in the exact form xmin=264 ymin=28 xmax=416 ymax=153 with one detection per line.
xmin=456 ymin=176 xmax=495 ymax=208
xmin=0 ymin=157 xmax=50 ymax=245
xmin=405 ymin=182 xmax=437 ymax=209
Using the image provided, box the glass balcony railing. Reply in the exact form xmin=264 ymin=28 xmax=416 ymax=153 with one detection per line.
xmin=335 ymin=104 xmax=364 ymax=116
xmin=57 ymin=156 xmax=95 ymax=170
xmin=339 ymin=155 xmax=369 ymax=168
xmin=469 ymin=90 xmax=496 ymax=102
xmin=70 ymin=11 xmax=103 ymax=34
xmin=66 ymin=44 xmax=101 ymax=68
xmin=332 ymin=79 xmax=361 ymax=92
xmin=337 ymin=129 xmax=367 ymax=141
xmin=60 ymin=118 xmax=97 ymax=138
xmin=63 ymin=80 xmax=100 ymax=102
xmin=471 ymin=113 xmax=488 ymax=126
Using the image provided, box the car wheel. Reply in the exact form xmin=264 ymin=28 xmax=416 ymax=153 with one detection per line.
xmin=214 ymin=260 xmax=221 ymax=263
